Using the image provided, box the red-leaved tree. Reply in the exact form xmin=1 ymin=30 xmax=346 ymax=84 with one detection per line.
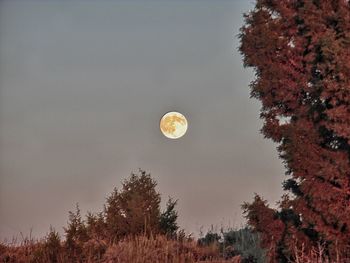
xmin=240 ymin=0 xmax=350 ymax=261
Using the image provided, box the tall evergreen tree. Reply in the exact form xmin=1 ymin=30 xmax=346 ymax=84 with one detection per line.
xmin=64 ymin=204 xmax=88 ymax=258
xmin=240 ymin=0 xmax=350 ymax=261
xmin=104 ymin=169 xmax=161 ymax=239
xmin=159 ymin=198 xmax=179 ymax=238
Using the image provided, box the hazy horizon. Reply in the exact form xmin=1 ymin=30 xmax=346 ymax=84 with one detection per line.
xmin=0 ymin=0 xmax=285 ymax=240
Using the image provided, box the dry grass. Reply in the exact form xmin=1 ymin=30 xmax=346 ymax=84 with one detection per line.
xmin=290 ymin=242 xmax=350 ymax=263
xmin=0 ymin=234 xmax=239 ymax=263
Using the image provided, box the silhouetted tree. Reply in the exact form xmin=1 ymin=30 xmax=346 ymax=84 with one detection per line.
xmin=63 ymin=169 xmax=179 ymax=245
xmin=104 ymin=169 xmax=161 ymax=240
xmin=64 ymin=204 xmax=88 ymax=258
xmin=240 ymin=0 xmax=350 ymax=261
xmin=242 ymin=195 xmax=295 ymax=262
xmin=159 ymin=197 xmax=179 ymax=238
xmin=44 ymin=227 xmax=61 ymax=263
xmin=85 ymin=211 xmax=106 ymax=240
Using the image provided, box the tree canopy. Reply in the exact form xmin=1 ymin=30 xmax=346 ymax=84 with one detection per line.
xmin=240 ymin=0 xmax=350 ymax=261
xmin=64 ymin=169 xmax=179 ymax=255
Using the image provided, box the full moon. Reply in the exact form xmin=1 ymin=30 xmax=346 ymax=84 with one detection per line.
xmin=160 ymin=111 xmax=188 ymax=139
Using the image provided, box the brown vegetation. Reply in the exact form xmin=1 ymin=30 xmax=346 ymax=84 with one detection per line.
xmin=0 ymin=170 xmax=244 ymax=262
xmin=240 ymin=0 xmax=350 ymax=261
xmin=0 ymin=234 xmax=232 ymax=263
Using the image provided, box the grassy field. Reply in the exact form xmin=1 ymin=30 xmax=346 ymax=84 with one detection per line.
xmin=0 ymin=234 xmax=242 ymax=263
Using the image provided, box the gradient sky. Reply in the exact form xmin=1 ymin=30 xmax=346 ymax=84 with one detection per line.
xmin=0 ymin=0 xmax=285 ymax=240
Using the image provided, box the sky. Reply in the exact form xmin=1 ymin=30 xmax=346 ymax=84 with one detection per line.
xmin=0 ymin=0 xmax=285 ymax=240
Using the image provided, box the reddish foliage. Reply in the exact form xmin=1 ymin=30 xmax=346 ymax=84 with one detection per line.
xmin=240 ymin=0 xmax=350 ymax=261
